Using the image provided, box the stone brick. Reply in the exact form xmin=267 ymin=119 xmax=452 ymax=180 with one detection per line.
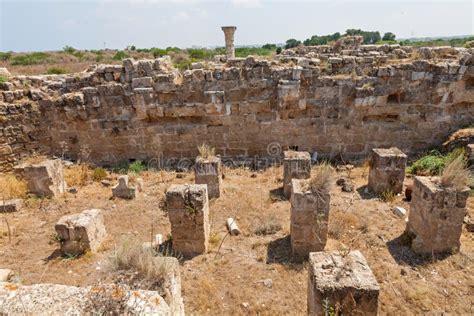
xmin=194 ymin=156 xmax=222 ymax=199
xmin=0 ymin=199 xmax=22 ymax=213
xmin=283 ymin=151 xmax=311 ymax=198
xmin=406 ymin=176 xmax=469 ymax=254
xmin=55 ymin=209 xmax=106 ymax=256
xmin=166 ymin=184 xmax=209 ymax=257
xmin=308 ymin=250 xmax=380 ymax=316
xmin=368 ymin=147 xmax=407 ymax=194
xmin=20 ymin=159 xmax=66 ymax=198
xmin=290 ymin=179 xmax=330 ymax=260
xmin=467 ymin=144 xmax=474 ymax=166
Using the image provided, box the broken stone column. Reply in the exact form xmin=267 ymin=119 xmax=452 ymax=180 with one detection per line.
xmin=283 ymin=151 xmax=311 ymax=198
xmin=308 ymin=250 xmax=380 ymax=316
xmin=55 ymin=209 xmax=106 ymax=256
xmin=194 ymin=156 xmax=222 ymax=199
xmin=406 ymin=176 xmax=469 ymax=254
xmin=112 ymin=175 xmax=136 ymax=199
xmin=290 ymin=179 xmax=330 ymax=260
xmin=221 ymin=26 xmax=237 ymax=59
xmin=18 ymin=159 xmax=66 ymax=197
xmin=166 ymin=184 xmax=210 ymax=257
xmin=368 ymin=147 xmax=407 ymax=194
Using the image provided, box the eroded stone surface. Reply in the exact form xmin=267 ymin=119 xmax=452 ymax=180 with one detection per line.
xmin=290 ymin=179 xmax=330 ymax=260
xmin=112 ymin=175 xmax=136 ymax=199
xmin=406 ymin=176 xmax=469 ymax=254
xmin=0 ymin=199 xmax=22 ymax=213
xmin=467 ymin=144 xmax=474 ymax=166
xmin=308 ymin=250 xmax=380 ymax=316
xmin=368 ymin=147 xmax=407 ymax=194
xmin=283 ymin=151 xmax=311 ymax=198
xmin=55 ymin=209 xmax=106 ymax=256
xmin=16 ymin=159 xmax=65 ymax=197
xmin=166 ymin=184 xmax=210 ymax=257
xmin=194 ymin=156 xmax=222 ymax=199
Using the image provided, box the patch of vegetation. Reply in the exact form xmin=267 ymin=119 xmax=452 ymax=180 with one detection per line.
xmin=380 ymin=189 xmax=396 ymax=202
xmin=307 ymin=162 xmax=334 ymax=194
xmin=46 ymin=67 xmax=67 ymax=75
xmin=64 ymin=164 xmax=91 ymax=187
xmin=128 ymin=160 xmax=146 ymax=174
xmin=440 ymin=155 xmax=473 ymax=191
xmin=0 ymin=75 xmax=7 ymax=83
xmin=112 ymin=50 xmax=129 ymax=61
xmin=0 ymin=174 xmax=27 ymax=200
xmin=407 ymin=148 xmax=465 ymax=176
xmin=235 ymin=46 xmax=274 ymax=57
xmin=254 ymin=216 xmax=282 ymax=236
xmin=0 ymin=51 xmax=12 ymax=61
xmin=92 ymin=167 xmax=107 ymax=181
xmin=197 ymin=143 xmax=215 ymax=160
xmin=11 ymin=52 xmax=49 ymax=65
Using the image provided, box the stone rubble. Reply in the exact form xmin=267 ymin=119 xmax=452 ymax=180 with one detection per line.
xmin=0 ymin=199 xmax=22 ymax=213
xmin=112 ymin=175 xmax=137 ymax=199
xmin=14 ymin=159 xmax=66 ymax=197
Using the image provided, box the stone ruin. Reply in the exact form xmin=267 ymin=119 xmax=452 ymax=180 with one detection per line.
xmin=14 ymin=159 xmax=66 ymax=197
xmin=221 ymin=26 xmax=237 ymax=59
xmin=468 ymin=143 xmax=474 ymax=166
xmin=406 ymin=176 xmax=470 ymax=254
xmin=283 ymin=151 xmax=311 ymax=198
xmin=1 ymin=42 xmax=473 ymax=171
xmin=194 ymin=156 xmax=222 ymax=199
xmin=165 ymin=184 xmax=210 ymax=257
xmin=308 ymin=250 xmax=380 ymax=315
xmin=112 ymin=175 xmax=137 ymax=199
xmin=368 ymin=147 xmax=407 ymax=194
xmin=0 ymin=199 xmax=22 ymax=213
xmin=290 ymin=178 xmax=330 ymax=261
xmin=55 ymin=209 xmax=107 ymax=256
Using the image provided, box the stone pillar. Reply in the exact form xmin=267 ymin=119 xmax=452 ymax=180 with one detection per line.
xmin=283 ymin=151 xmax=311 ymax=198
xmin=308 ymin=250 xmax=380 ymax=316
xmin=290 ymin=179 xmax=330 ymax=261
xmin=112 ymin=175 xmax=136 ymax=199
xmin=194 ymin=156 xmax=222 ymax=199
xmin=17 ymin=159 xmax=66 ymax=197
xmin=221 ymin=26 xmax=237 ymax=59
xmin=166 ymin=184 xmax=210 ymax=257
xmin=55 ymin=209 xmax=106 ymax=256
xmin=368 ymin=147 xmax=407 ymax=194
xmin=467 ymin=144 xmax=474 ymax=166
xmin=406 ymin=176 xmax=469 ymax=254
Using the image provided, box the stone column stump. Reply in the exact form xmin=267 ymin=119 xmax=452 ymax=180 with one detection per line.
xmin=283 ymin=151 xmax=311 ymax=198
xmin=406 ymin=176 xmax=469 ymax=254
xmin=368 ymin=147 xmax=407 ymax=194
xmin=19 ymin=159 xmax=66 ymax=197
xmin=166 ymin=184 xmax=210 ymax=257
xmin=112 ymin=175 xmax=137 ymax=199
xmin=221 ymin=26 xmax=237 ymax=59
xmin=194 ymin=156 xmax=222 ymax=199
xmin=55 ymin=209 xmax=106 ymax=256
xmin=290 ymin=179 xmax=330 ymax=261
xmin=308 ymin=250 xmax=380 ymax=316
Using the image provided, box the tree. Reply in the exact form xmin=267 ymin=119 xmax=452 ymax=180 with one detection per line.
xmin=382 ymin=32 xmax=396 ymax=41
xmin=284 ymin=38 xmax=301 ymax=49
xmin=262 ymin=43 xmax=276 ymax=50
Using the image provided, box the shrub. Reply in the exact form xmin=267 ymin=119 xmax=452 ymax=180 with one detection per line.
xmin=92 ymin=167 xmax=107 ymax=181
xmin=112 ymin=51 xmax=129 ymax=61
xmin=128 ymin=160 xmax=146 ymax=174
xmin=307 ymin=162 xmax=335 ymax=194
xmin=440 ymin=155 xmax=473 ymax=191
xmin=197 ymin=144 xmax=215 ymax=160
xmin=0 ymin=174 xmax=27 ymax=200
xmin=64 ymin=164 xmax=91 ymax=187
xmin=0 ymin=75 xmax=7 ymax=83
xmin=0 ymin=52 xmax=12 ymax=61
xmin=380 ymin=189 xmax=396 ymax=202
xmin=46 ymin=67 xmax=67 ymax=75
xmin=407 ymin=148 xmax=465 ymax=176
xmin=63 ymin=45 xmax=76 ymax=54
xmin=11 ymin=52 xmax=49 ymax=65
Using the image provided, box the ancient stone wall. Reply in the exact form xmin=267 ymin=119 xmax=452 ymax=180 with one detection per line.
xmin=0 ymin=45 xmax=473 ymax=170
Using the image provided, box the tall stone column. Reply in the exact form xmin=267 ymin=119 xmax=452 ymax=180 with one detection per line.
xmin=221 ymin=26 xmax=237 ymax=59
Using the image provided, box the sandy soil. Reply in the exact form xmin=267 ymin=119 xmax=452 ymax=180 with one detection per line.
xmin=0 ymin=165 xmax=473 ymax=315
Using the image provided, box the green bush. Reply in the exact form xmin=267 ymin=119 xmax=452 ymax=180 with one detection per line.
xmin=0 ymin=52 xmax=12 ymax=61
xmin=0 ymin=75 xmax=7 ymax=83
xmin=92 ymin=167 xmax=107 ymax=181
xmin=11 ymin=52 xmax=49 ymax=65
xmin=112 ymin=50 xmax=129 ymax=61
xmin=128 ymin=160 xmax=146 ymax=174
xmin=407 ymin=148 xmax=465 ymax=176
xmin=46 ymin=67 xmax=67 ymax=75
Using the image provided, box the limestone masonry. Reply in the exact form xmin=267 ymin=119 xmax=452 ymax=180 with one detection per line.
xmin=1 ymin=43 xmax=473 ymax=170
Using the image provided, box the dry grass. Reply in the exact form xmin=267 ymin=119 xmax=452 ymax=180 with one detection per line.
xmin=307 ymin=162 xmax=335 ymax=194
xmin=64 ymin=164 xmax=91 ymax=187
xmin=380 ymin=189 xmax=396 ymax=202
xmin=197 ymin=143 xmax=215 ymax=160
xmin=254 ymin=215 xmax=282 ymax=236
xmin=92 ymin=167 xmax=107 ymax=182
xmin=440 ymin=155 xmax=473 ymax=191
xmin=0 ymin=174 xmax=27 ymax=200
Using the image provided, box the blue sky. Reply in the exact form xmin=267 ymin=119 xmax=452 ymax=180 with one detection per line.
xmin=0 ymin=0 xmax=472 ymax=52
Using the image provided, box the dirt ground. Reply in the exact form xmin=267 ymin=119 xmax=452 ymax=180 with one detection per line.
xmin=0 ymin=165 xmax=473 ymax=315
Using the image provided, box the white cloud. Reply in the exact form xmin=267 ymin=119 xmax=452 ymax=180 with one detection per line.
xmin=231 ymin=0 xmax=262 ymax=8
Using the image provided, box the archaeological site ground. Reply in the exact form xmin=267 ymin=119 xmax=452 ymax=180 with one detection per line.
xmin=0 ymin=24 xmax=473 ymax=315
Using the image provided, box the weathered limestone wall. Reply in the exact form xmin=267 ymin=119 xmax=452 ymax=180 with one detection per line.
xmin=0 ymin=45 xmax=473 ymax=169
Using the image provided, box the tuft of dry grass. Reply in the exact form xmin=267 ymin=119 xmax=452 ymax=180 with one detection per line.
xmin=92 ymin=167 xmax=107 ymax=182
xmin=64 ymin=164 xmax=91 ymax=187
xmin=209 ymin=232 xmax=221 ymax=247
xmin=197 ymin=143 xmax=215 ymax=160
xmin=380 ymin=189 xmax=396 ymax=202
xmin=0 ymin=174 xmax=27 ymax=200
xmin=254 ymin=216 xmax=282 ymax=236
xmin=307 ymin=162 xmax=335 ymax=194
xmin=440 ymin=155 xmax=473 ymax=191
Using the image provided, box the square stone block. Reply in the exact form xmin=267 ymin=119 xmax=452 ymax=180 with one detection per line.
xmin=308 ymin=250 xmax=380 ymax=316
xmin=406 ymin=176 xmax=469 ymax=254
xmin=19 ymin=159 xmax=66 ymax=197
xmin=368 ymin=147 xmax=407 ymax=194
xmin=283 ymin=151 xmax=311 ymax=198
xmin=290 ymin=179 xmax=330 ymax=261
xmin=0 ymin=199 xmax=22 ymax=213
xmin=194 ymin=156 xmax=222 ymax=199
xmin=55 ymin=209 xmax=106 ymax=256
xmin=166 ymin=184 xmax=209 ymax=257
